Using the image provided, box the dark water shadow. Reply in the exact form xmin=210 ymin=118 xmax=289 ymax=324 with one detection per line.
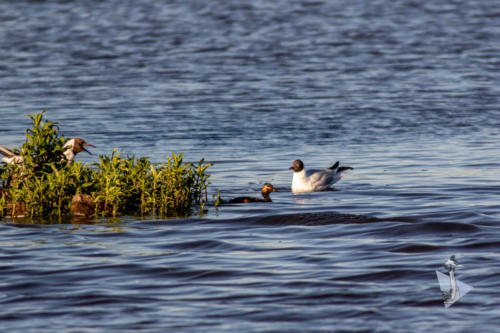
xmin=223 ymin=211 xmax=381 ymax=226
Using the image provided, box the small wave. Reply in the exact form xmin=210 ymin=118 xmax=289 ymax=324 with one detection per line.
xmin=411 ymin=221 xmax=480 ymax=233
xmin=390 ymin=243 xmax=439 ymax=253
xmin=163 ymin=239 xmax=237 ymax=252
xmin=379 ymin=220 xmax=481 ymax=237
xmin=334 ymin=269 xmax=423 ymax=282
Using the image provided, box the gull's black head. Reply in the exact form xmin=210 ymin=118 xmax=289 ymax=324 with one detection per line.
xmin=289 ymin=159 xmax=304 ymax=172
xmin=73 ymin=138 xmax=96 ymax=155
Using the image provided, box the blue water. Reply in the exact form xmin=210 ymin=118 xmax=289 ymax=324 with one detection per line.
xmin=1 ymin=0 xmax=500 ymax=331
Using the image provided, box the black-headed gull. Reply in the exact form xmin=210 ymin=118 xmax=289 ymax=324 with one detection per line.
xmin=228 ymin=183 xmax=277 ymax=203
xmin=289 ymin=159 xmax=352 ymax=192
xmin=63 ymin=138 xmax=95 ymax=164
xmin=0 ymin=138 xmax=95 ymax=166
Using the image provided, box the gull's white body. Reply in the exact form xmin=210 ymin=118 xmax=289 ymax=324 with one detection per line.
xmin=292 ymin=168 xmax=342 ymax=192
xmin=63 ymin=139 xmax=77 ymax=163
xmin=290 ymin=159 xmax=352 ymax=193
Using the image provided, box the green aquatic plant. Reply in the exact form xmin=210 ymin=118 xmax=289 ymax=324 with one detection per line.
xmin=91 ymin=150 xmax=212 ymax=217
xmin=93 ymin=149 xmax=127 ymax=217
xmin=0 ymin=167 xmax=7 ymax=216
xmin=0 ymin=111 xmax=70 ymax=217
xmin=21 ymin=112 xmax=66 ymax=174
xmin=0 ymin=112 xmax=214 ymax=220
xmin=156 ymin=153 xmax=206 ymax=217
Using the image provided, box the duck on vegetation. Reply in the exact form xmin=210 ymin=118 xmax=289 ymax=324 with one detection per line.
xmin=70 ymin=193 xmax=96 ymax=217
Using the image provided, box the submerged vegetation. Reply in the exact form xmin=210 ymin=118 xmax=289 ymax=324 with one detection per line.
xmin=0 ymin=112 xmax=213 ymax=220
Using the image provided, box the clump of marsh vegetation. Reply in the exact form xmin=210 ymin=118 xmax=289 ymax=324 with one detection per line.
xmin=0 ymin=112 xmax=212 ymax=220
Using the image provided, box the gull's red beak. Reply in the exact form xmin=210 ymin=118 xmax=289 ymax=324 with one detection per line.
xmin=83 ymin=143 xmax=96 ymax=154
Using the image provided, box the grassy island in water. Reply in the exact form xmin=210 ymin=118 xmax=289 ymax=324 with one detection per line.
xmin=0 ymin=112 xmax=213 ymax=220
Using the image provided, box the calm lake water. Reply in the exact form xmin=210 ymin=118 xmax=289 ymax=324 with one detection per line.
xmin=1 ymin=0 xmax=500 ymax=332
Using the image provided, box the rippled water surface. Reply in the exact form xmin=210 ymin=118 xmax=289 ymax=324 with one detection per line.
xmin=1 ymin=0 xmax=500 ymax=332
